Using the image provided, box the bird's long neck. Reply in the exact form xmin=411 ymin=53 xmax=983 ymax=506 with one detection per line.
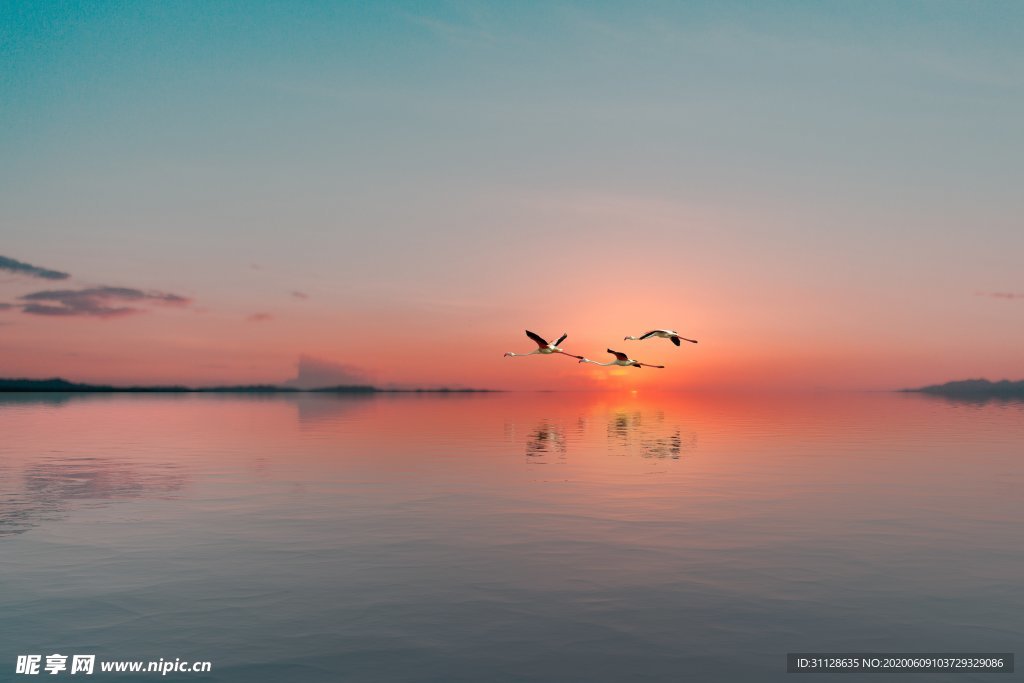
xmin=582 ymin=359 xmax=615 ymax=366
xmin=625 ymin=336 xmax=641 ymax=340
xmin=509 ymin=349 xmax=540 ymax=357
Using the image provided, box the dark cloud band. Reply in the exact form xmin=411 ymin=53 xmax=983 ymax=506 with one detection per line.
xmin=19 ymin=287 xmax=190 ymax=318
xmin=0 ymin=255 xmax=70 ymax=280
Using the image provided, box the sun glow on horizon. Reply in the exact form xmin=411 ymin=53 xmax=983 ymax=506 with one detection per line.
xmin=2 ymin=3 xmax=1022 ymax=389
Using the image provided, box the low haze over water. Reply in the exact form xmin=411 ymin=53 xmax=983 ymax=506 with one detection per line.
xmin=2 ymin=392 xmax=1022 ymax=682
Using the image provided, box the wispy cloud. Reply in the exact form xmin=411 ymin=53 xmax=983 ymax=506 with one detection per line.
xmin=284 ymin=354 xmax=369 ymax=389
xmin=19 ymin=287 xmax=191 ymax=318
xmin=291 ymin=291 xmax=309 ymax=300
xmin=977 ymin=291 xmax=1024 ymax=300
xmin=0 ymin=303 xmax=13 ymax=310
xmin=247 ymin=312 xmax=273 ymax=322
xmin=0 ymin=255 xmax=70 ymax=280
xmin=396 ymin=7 xmax=497 ymax=46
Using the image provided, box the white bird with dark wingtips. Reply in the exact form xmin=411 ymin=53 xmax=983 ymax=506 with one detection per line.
xmin=623 ymin=329 xmax=698 ymax=347
xmin=504 ymin=330 xmax=583 ymax=360
xmin=578 ymin=349 xmax=665 ymax=369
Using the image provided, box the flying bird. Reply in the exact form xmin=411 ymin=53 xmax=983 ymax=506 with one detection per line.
xmin=578 ymin=349 xmax=665 ymax=369
xmin=504 ymin=330 xmax=583 ymax=359
xmin=624 ymin=329 xmax=698 ymax=347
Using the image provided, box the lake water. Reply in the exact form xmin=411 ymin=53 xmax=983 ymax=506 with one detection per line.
xmin=2 ymin=392 xmax=1022 ymax=682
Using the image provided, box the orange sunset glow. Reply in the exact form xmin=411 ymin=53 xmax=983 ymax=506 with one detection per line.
xmin=2 ymin=3 xmax=1022 ymax=392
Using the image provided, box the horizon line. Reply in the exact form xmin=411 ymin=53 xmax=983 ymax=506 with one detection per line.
xmin=3 ymin=376 xmax=1020 ymax=395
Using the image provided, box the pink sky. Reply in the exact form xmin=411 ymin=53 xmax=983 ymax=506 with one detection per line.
xmin=2 ymin=4 xmax=1022 ymax=389
xmin=2 ymin=225 xmax=1020 ymax=391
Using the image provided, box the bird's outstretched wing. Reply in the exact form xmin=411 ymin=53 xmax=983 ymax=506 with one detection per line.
xmin=671 ymin=336 xmax=681 ymax=346
xmin=525 ymin=330 xmax=549 ymax=348
xmin=639 ymin=330 xmax=658 ymax=339
xmin=607 ymin=349 xmax=629 ymax=361
xmin=554 ymin=332 xmax=568 ymax=346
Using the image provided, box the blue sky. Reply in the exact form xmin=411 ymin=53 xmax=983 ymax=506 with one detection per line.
xmin=1 ymin=1 xmax=1022 ymax=388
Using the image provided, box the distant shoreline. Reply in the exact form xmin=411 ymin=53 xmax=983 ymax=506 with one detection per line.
xmin=901 ymin=378 xmax=1024 ymax=399
xmin=4 ymin=377 xmax=1021 ymax=397
xmin=0 ymin=378 xmax=498 ymax=394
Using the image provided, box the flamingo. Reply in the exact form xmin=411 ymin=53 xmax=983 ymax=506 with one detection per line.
xmin=624 ymin=329 xmax=698 ymax=347
xmin=504 ymin=330 xmax=582 ymax=359
xmin=578 ymin=349 xmax=665 ymax=369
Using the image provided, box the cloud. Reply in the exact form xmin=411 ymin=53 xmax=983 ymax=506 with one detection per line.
xmin=0 ymin=303 xmax=13 ymax=311
xmin=247 ymin=312 xmax=273 ymax=322
xmin=291 ymin=291 xmax=309 ymax=300
xmin=0 ymin=255 xmax=70 ymax=280
xmin=18 ymin=286 xmax=191 ymax=318
xmin=284 ymin=354 xmax=369 ymax=389
xmin=977 ymin=291 xmax=1024 ymax=300
xmin=397 ymin=8 xmax=496 ymax=45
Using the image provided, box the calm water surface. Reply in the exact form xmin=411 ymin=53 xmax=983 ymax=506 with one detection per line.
xmin=2 ymin=392 xmax=1022 ymax=682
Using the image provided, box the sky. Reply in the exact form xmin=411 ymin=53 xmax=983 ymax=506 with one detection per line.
xmin=1 ymin=0 xmax=1022 ymax=391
